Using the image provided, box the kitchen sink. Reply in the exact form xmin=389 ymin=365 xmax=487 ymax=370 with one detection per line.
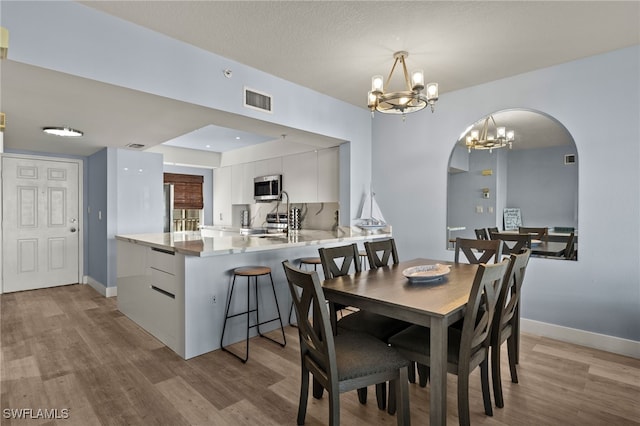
xmin=240 ymin=228 xmax=286 ymax=237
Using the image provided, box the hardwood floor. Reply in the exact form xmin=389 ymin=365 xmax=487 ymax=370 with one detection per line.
xmin=1 ymin=284 xmax=639 ymax=425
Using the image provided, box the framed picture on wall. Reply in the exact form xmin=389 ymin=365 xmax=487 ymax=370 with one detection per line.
xmin=503 ymin=208 xmax=522 ymax=231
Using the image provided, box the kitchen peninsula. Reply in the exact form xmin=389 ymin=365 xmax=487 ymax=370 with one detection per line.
xmin=116 ymin=227 xmax=391 ymax=359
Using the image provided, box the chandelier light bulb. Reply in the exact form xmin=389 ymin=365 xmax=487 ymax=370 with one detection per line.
xmin=411 ymin=70 xmax=424 ymax=91
xmin=371 ymin=75 xmax=384 ymax=94
xmin=426 ymin=83 xmax=439 ymax=100
xmin=496 ymin=127 xmax=506 ymax=139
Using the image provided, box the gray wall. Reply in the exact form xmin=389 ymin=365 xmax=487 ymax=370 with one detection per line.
xmin=507 ymin=145 xmax=578 ymax=228
xmin=87 ymin=149 xmax=108 ymax=286
xmin=373 ymin=46 xmax=640 ymax=342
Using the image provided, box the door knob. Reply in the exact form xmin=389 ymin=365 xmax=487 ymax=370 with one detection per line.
xmin=70 ymin=227 xmax=77 ymax=233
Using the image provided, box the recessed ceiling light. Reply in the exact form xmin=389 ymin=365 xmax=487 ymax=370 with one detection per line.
xmin=42 ymin=126 xmax=83 ymax=137
xmin=206 ymin=144 xmax=211 ymax=148
xmin=235 ymin=136 xmax=241 ymax=140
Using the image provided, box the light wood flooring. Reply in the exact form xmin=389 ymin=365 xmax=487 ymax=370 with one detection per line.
xmin=1 ymin=284 xmax=639 ymax=425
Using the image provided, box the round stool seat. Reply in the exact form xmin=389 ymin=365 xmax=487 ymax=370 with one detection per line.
xmin=234 ymin=266 xmax=271 ymax=276
xmin=300 ymin=257 xmax=322 ymax=265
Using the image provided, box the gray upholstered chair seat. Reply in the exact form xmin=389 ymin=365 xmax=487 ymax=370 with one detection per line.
xmin=388 ymin=325 xmax=466 ymax=370
xmin=337 ymin=311 xmax=412 ymax=342
xmin=334 ymin=331 xmax=409 ymax=381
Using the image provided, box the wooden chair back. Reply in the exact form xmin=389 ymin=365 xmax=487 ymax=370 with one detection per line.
xmin=459 ymin=259 xmax=509 ymax=372
xmin=454 ymin=238 xmax=503 ymax=264
xmin=282 ymin=261 xmax=337 ymax=391
xmin=319 ymin=243 xmax=361 ymax=279
xmin=475 ymin=228 xmax=489 ymax=240
xmin=364 ymin=238 xmax=399 ymax=269
xmin=492 ymin=233 xmax=531 ymax=256
xmin=487 ymin=227 xmax=499 ymax=238
xmin=518 ymin=227 xmax=548 ymax=242
xmin=493 ymin=248 xmax=531 ymax=343
xmin=564 ymin=232 xmax=576 ymax=259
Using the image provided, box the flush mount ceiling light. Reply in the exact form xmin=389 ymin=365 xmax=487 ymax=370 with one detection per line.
xmin=367 ymin=51 xmax=438 ymax=116
xmin=465 ymin=115 xmax=515 ymax=153
xmin=42 ymin=126 xmax=83 ymax=137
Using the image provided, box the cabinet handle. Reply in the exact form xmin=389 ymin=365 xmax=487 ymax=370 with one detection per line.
xmin=151 ymin=285 xmax=175 ymax=299
xmin=151 ymin=247 xmax=175 ymax=255
xmin=219 ymin=213 xmax=223 ymax=221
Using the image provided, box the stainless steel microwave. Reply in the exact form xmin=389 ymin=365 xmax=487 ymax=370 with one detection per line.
xmin=254 ymin=174 xmax=282 ymax=202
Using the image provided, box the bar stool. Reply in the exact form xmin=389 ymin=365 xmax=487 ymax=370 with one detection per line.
xmin=288 ymin=257 xmax=322 ymax=325
xmin=359 ymin=250 xmax=368 ymax=270
xmin=220 ymin=266 xmax=286 ymax=363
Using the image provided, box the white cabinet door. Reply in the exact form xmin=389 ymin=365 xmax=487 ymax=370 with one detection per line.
xmin=282 ymin=151 xmax=318 ymax=203
xmin=254 ymin=157 xmax=282 ymax=178
xmin=317 ymin=147 xmax=339 ymax=202
xmin=231 ymin=162 xmax=254 ymax=205
xmin=213 ymin=166 xmax=232 ymax=225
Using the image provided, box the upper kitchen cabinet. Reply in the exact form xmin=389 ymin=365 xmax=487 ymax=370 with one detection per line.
xmin=317 ymin=147 xmax=339 ymax=202
xmin=282 ymin=147 xmax=339 ymax=204
xmin=213 ymin=166 xmax=232 ymax=226
xmin=231 ymin=162 xmax=255 ymax=205
xmin=254 ymin=157 xmax=282 ymax=178
xmin=282 ymin=151 xmax=318 ymax=203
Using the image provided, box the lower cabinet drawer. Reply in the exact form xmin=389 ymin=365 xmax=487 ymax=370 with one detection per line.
xmin=150 ymin=247 xmax=176 ymax=274
xmin=147 ymin=284 xmax=179 ymax=352
xmin=150 ymin=267 xmax=177 ymax=296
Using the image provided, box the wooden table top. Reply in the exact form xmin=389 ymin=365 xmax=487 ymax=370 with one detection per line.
xmin=531 ymin=241 xmax=567 ymax=256
xmin=321 ymin=258 xmax=479 ymax=325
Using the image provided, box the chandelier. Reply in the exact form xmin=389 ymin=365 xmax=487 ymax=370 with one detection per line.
xmin=367 ymin=51 xmax=438 ymax=115
xmin=465 ymin=115 xmax=515 ymax=153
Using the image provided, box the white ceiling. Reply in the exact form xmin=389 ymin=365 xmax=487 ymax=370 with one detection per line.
xmin=2 ymin=1 xmax=639 ymax=157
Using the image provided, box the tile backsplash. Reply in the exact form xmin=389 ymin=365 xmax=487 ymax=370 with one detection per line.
xmin=231 ymin=202 xmax=339 ymax=231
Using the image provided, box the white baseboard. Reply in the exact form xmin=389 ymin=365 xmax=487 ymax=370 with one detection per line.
xmin=521 ymin=318 xmax=640 ymax=359
xmin=86 ymin=276 xmax=117 ymax=298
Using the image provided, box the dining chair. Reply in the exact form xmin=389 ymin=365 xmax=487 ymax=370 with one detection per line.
xmin=487 ymin=227 xmax=499 ymax=238
xmin=518 ymin=226 xmax=548 ymax=242
xmin=318 ymin=243 xmax=361 ymax=332
xmin=320 ymin=242 xmax=409 ymax=411
xmin=492 ymin=233 xmax=531 ymax=256
xmin=388 ymin=259 xmax=510 ymax=426
xmin=364 ymin=238 xmax=399 ymax=268
xmin=454 ymin=237 xmax=503 ymax=264
xmin=474 ymin=228 xmax=489 ymax=240
xmin=563 ymin=232 xmax=576 ymax=260
xmin=491 ymin=248 xmax=531 ymax=408
xmin=282 ymin=261 xmax=411 ymax=426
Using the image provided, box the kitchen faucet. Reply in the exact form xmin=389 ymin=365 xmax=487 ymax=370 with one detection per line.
xmin=276 ymin=190 xmax=290 ymax=233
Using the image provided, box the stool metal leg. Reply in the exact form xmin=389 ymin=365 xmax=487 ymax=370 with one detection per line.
xmin=256 ymin=272 xmax=286 ymax=347
xmin=220 ymin=274 xmax=251 ymax=363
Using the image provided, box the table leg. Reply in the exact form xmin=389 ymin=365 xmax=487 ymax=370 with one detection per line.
xmin=430 ymin=317 xmax=447 ymax=426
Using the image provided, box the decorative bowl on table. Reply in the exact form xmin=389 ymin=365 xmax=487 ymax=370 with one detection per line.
xmin=402 ymin=264 xmax=451 ymax=284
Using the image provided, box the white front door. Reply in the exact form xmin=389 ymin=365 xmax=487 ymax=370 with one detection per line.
xmin=2 ymin=155 xmax=81 ymax=293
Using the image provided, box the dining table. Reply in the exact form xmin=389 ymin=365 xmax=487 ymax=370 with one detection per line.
xmin=319 ymin=258 xmax=480 ymax=426
xmin=530 ymin=240 xmax=566 ymax=257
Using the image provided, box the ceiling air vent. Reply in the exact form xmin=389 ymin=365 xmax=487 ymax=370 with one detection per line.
xmin=126 ymin=143 xmax=146 ymax=149
xmin=244 ymin=87 xmax=272 ymax=113
xmin=564 ymin=154 xmax=576 ymax=165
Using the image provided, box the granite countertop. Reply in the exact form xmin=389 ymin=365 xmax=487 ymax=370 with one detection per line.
xmin=115 ymin=226 xmax=392 ymax=257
